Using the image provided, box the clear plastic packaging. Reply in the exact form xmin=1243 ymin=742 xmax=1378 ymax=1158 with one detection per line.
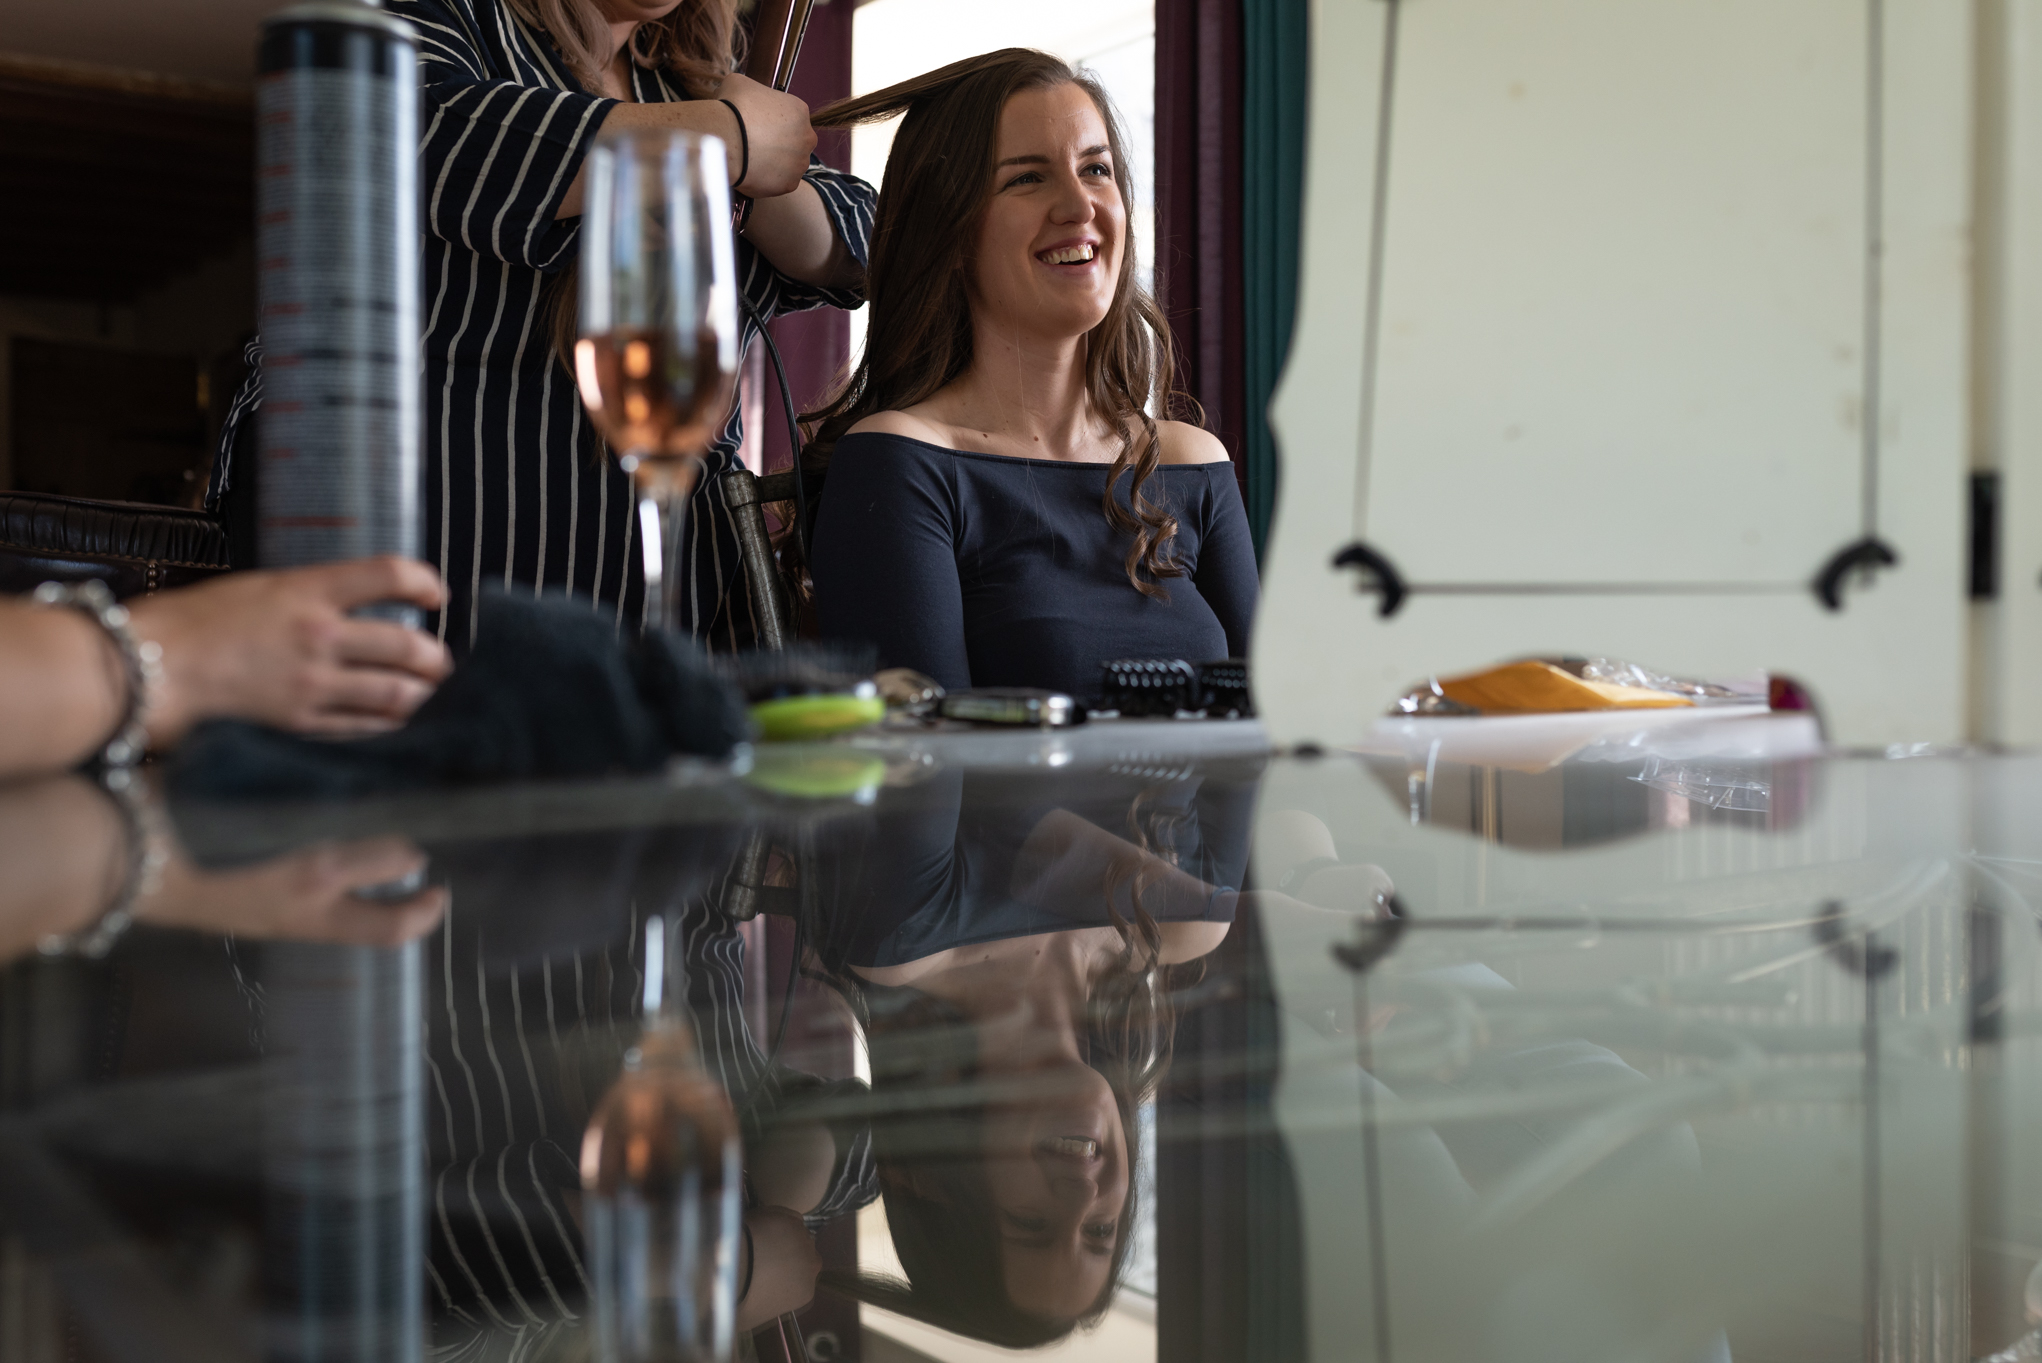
xmin=1391 ymin=657 xmax=1764 ymax=716
xmin=1568 ymin=657 xmax=1759 ymax=705
xmin=1628 ymin=754 xmax=1773 ymax=812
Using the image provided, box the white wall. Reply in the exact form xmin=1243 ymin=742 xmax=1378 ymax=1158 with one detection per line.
xmin=1975 ymin=0 xmax=2042 ymax=745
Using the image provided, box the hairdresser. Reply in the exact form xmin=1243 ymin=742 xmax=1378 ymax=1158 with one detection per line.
xmin=422 ymin=846 xmax=875 ymax=1335
xmin=803 ymin=50 xmax=1255 ymax=697
xmin=218 ymin=0 xmax=875 ymax=653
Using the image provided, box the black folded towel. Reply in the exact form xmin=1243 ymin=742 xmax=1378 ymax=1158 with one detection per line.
xmin=169 ymin=591 xmax=750 ymax=799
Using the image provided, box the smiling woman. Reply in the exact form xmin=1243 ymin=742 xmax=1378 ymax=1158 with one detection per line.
xmin=800 ymin=50 xmax=1258 ymax=699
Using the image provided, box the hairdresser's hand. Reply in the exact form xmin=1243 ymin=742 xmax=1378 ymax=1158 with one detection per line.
xmin=1260 ymin=808 xmax=1398 ymax=912
xmin=737 ymin=1205 xmax=822 ymax=1332
xmin=140 ymin=835 xmax=447 ymax=947
xmin=716 ymin=73 xmax=816 ymax=198
xmin=128 ymin=556 xmax=452 ymax=747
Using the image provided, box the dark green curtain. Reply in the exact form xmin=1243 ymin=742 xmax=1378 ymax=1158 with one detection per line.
xmin=1240 ymin=0 xmax=1308 ymax=559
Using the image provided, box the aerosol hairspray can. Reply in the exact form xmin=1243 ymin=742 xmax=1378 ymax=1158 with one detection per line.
xmin=255 ymin=0 xmax=421 ymax=625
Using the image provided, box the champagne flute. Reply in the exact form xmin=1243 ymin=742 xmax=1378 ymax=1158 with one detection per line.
xmin=581 ymin=914 xmax=744 ymax=1362
xmin=576 ymin=128 xmax=740 ymax=635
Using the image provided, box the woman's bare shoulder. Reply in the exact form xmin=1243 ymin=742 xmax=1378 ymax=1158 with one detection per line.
xmin=1159 ymin=918 xmax=1232 ymax=964
xmin=1154 ymin=420 xmax=1231 ymax=466
xmin=845 ymin=410 xmax=956 ymax=445
xmin=847 ymin=950 xmax=952 ymax=987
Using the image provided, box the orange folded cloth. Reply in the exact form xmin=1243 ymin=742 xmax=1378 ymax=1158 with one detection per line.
xmin=1435 ymin=660 xmax=1694 ymax=715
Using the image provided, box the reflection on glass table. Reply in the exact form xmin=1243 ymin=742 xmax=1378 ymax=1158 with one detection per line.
xmin=1256 ymin=714 xmax=2042 ymax=1363
xmin=0 ymin=712 xmax=2035 ymax=1363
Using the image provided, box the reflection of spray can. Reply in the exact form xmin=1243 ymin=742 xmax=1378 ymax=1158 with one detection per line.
xmin=256 ymin=1 xmax=421 ymax=625
xmin=262 ymin=942 xmax=424 ymax=1363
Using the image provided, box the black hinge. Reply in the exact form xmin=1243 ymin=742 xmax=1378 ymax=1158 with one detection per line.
xmin=1970 ymin=472 xmax=2000 ymax=601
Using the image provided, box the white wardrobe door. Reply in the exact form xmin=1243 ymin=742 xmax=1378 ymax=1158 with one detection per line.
xmin=1259 ymin=0 xmax=1972 ymax=746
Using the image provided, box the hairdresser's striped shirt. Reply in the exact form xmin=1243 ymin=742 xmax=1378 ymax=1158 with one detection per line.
xmin=216 ymin=0 xmax=873 ymax=652
xmin=425 ymin=892 xmax=876 ymax=1335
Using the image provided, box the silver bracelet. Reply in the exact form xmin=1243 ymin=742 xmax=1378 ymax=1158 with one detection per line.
xmin=34 ymin=579 xmax=163 ymax=769
xmin=38 ymin=768 xmax=169 ymax=959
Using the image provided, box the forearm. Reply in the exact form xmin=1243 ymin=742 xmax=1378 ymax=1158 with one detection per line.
xmin=0 ymin=777 xmax=125 ymax=962
xmin=1013 ymin=809 xmax=1219 ymax=920
xmin=736 ymin=1206 xmax=820 ymax=1330
xmin=742 ymin=181 xmax=863 ymax=289
xmin=553 ymin=100 xmax=740 ymax=220
xmin=0 ymin=604 xmax=127 ymax=778
xmin=556 ymin=100 xmax=858 ymax=288
xmin=749 ymin=1119 xmax=835 ymax=1216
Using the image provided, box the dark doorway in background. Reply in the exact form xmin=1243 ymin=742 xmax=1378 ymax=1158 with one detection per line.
xmin=10 ymin=338 xmax=207 ymax=505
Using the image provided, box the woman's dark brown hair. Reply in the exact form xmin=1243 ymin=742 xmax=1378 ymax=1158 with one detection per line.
xmin=794 ymin=805 xmax=1193 ymax=1348
xmin=810 ymin=937 xmax=1177 ymax=1349
xmin=806 ymin=49 xmax=1187 ymax=598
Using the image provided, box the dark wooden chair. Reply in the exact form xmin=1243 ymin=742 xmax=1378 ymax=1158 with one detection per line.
xmin=0 ymin=491 xmax=231 ymax=599
xmin=718 ymin=463 xmax=825 ymax=652
xmin=1 ymin=360 xmax=251 ymax=601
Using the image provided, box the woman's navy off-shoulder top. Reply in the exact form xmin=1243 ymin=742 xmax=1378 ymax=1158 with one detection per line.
xmin=810 ymin=432 xmax=1259 ymax=697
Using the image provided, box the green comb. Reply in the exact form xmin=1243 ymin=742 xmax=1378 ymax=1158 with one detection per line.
xmin=749 ymin=690 xmax=886 ymax=742
xmin=725 ymin=642 xmax=885 ymax=743
xmin=745 ymin=747 xmax=887 ymax=801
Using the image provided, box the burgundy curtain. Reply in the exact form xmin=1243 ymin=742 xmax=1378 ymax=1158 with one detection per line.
xmin=1156 ymin=0 xmax=1246 ymax=493
xmin=740 ymin=24 xmax=861 ymax=1363
xmin=754 ymin=0 xmax=854 ymax=475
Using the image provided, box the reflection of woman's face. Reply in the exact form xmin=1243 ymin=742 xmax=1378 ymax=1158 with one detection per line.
xmin=983 ymin=1059 xmax=1128 ymax=1318
xmin=970 ymin=82 xmax=1126 ymax=345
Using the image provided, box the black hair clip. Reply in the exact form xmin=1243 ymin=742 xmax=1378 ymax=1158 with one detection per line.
xmin=1332 ymin=540 xmax=1408 ymax=618
xmin=1813 ymin=536 xmax=1899 ymax=612
xmin=1332 ymin=892 xmax=1407 ymax=976
xmin=1811 ymin=900 xmax=1899 ymax=979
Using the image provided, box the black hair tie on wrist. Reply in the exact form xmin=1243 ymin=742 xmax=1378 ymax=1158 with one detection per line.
xmin=719 ymin=97 xmax=753 ymax=231
xmin=718 ymin=97 xmax=750 ymax=191
xmin=739 ymin=1220 xmax=756 ymax=1302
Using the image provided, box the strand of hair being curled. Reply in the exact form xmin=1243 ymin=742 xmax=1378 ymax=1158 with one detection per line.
xmin=804 ymin=49 xmax=1192 ymax=598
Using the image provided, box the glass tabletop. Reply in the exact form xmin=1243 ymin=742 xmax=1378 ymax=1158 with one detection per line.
xmin=1 ymin=712 xmax=2036 ymax=1363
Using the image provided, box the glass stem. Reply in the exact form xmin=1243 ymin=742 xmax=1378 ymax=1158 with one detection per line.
xmin=636 ymin=484 xmax=689 ymax=636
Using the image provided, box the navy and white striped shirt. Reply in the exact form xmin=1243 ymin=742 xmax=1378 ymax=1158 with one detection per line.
xmin=427 ymin=892 xmax=877 ymax=1334
xmin=217 ymin=0 xmax=874 ymax=652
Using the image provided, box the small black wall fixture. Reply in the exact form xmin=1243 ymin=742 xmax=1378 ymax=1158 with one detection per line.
xmin=1333 ymin=541 xmax=1408 ymax=618
xmin=1330 ymin=893 xmax=1408 ymax=975
xmin=1813 ymin=537 xmax=1900 ymax=612
xmin=1970 ymin=472 xmax=2000 ymax=600
xmin=1812 ymin=900 xmax=1901 ymax=979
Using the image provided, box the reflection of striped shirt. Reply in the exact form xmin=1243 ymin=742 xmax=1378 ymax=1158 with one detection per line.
xmin=425 ymin=894 xmax=875 ymax=1333
xmin=215 ymin=0 xmax=873 ymax=653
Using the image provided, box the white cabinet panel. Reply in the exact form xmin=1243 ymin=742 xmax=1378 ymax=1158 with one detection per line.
xmin=1981 ymin=0 xmax=2042 ymax=744
xmin=1371 ymin=0 xmax=1868 ymax=585
xmin=1259 ymin=0 xmax=1979 ymax=747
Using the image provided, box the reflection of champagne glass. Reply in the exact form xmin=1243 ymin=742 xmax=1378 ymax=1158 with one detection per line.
xmin=581 ymin=914 xmax=742 ymax=1362
xmin=576 ymin=129 xmax=740 ymax=635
